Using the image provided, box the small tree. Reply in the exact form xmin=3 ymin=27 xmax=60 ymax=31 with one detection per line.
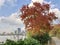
xmin=20 ymin=2 xmax=57 ymax=35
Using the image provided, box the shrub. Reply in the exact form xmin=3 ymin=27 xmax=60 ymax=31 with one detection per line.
xmin=24 ymin=38 xmax=41 ymax=45
xmin=4 ymin=39 xmax=17 ymax=45
xmin=3 ymin=38 xmax=41 ymax=45
xmin=32 ymin=33 xmax=51 ymax=45
xmin=17 ymin=39 xmax=24 ymax=45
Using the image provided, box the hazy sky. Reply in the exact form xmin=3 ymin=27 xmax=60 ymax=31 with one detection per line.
xmin=0 ymin=0 xmax=60 ymax=33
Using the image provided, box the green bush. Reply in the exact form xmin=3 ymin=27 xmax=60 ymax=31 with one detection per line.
xmin=2 ymin=33 xmax=51 ymax=45
xmin=17 ymin=39 xmax=24 ymax=45
xmin=4 ymin=39 xmax=17 ymax=45
xmin=3 ymin=38 xmax=41 ymax=45
xmin=32 ymin=33 xmax=51 ymax=45
xmin=24 ymin=38 xmax=41 ymax=45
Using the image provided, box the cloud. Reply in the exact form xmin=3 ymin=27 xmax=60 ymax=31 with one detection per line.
xmin=50 ymin=8 xmax=60 ymax=24
xmin=50 ymin=8 xmax=60 ymax=17
xmin=0 ymin=12 xmax=25 ymax=33
xmin=29 ymin=0 xmax=53 ymax=8
xmin=32 ymin=0 xmax=44 ymax=3
xmin=50 ymin=8 xmax=60 ymax=18
xmin=29 ymin=0 xmax=44 ymax=7
xmin=0 ymin=0 xmax=17 ymax=8
xmin=49 ymin=7 xmax=60 ymax=24
xmin=1 ymin=13 xmax=21 ymax=25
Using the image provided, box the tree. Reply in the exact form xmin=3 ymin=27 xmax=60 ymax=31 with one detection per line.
xmin=49 ymin=24 xmax=60 ymax=38
xmin=20 ymin=2 xmax=57 ymax=35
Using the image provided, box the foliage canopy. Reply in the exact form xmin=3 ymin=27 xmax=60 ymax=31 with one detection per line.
xmin=20 ymin=2 xmax=57 ymax=35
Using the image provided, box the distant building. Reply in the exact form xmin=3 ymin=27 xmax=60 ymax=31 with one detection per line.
xmin=17 ymin=28 xmax=21 ymax=34
xmin=0 ymin=28 xmax=26 ymax=42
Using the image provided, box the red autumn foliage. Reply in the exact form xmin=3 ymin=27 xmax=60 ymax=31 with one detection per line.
xmin=20 ymin=2 xmax=57 ymax=33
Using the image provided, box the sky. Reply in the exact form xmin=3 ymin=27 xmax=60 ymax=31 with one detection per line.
xmin=0 ymin=0 xmax=60 ymax=33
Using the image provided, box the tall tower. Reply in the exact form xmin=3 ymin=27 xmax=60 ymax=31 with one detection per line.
xmin=17 ymin=28 xmax=21 ymax=40
xmin=18 ymin=28 xmax=21 ymax=34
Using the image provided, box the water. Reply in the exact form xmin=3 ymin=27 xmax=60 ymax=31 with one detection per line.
xmin=0 ymin=35 xmax=25 ymax=42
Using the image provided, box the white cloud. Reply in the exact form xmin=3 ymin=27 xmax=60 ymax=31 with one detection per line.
xmin=29 ymin=2 xmax=34 ymax=7
xmin=49 ymin=8 xmax=60 ymax=24
xmin=50 ymin=8 xmax=59 ymax=17
xmin=29 ymin=0 xmax=44 ymax=7
xmin=0 ymin=0 xmax=17 ymax=8
xmin=0 ymin=12 xmax=25 ymax=33
xmin=51 ymin=8 xmax=60 ymax=16
xmin=51 ymin=8 xmax=60 ymax=23
xmin=32 ymin=0 xmax=44 ymax=3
